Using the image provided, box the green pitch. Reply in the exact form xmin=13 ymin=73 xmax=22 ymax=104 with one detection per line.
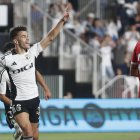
xmin=0 ymin=132 xmax=140 ymax=140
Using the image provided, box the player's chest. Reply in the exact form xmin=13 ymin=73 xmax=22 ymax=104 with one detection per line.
xmin=6 ymin=54 xmax=35 ymax=72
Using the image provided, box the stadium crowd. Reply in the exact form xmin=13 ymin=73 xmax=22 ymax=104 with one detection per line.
xmin=0 ymin=0 xmax=140 ymax=98
xmin=1 ymin=0 xmax=140 ymax=78
xmin=47 ymin=0 xmax=140 ymax=79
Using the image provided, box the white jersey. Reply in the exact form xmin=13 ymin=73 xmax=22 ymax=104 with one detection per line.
xmin=0 ymin=43 xmax=43 ymax=100
xmin=0 ymin=70 xmax=10 ymax=94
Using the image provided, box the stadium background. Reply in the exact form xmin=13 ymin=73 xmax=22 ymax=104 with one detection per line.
xmin=0 ymin=0 xmax=140 ymax=139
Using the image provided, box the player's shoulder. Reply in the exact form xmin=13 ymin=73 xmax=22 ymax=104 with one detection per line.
xmin=28 ymin=42 xmax=42 ymax=55
xmin=1 ymin=51 xmax=12 ymax=60
xmin=4 ymin=51 xmax=12 ymax=56
xmin=29 ymin=42 xmax=41 ymax=49
xmin=133 ymin=41 xmax=140 ymax=53
xmin=136 ymin=41 xmax=140 ymax=48
xmin=2 ymin=69 xmax=8 ymax=77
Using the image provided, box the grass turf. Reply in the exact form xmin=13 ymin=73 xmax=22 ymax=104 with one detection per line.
xmin=0 ymin=132 xmax=140 ymax=140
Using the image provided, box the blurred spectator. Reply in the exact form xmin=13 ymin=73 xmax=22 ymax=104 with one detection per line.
xmin=48 ymin=2 xmax=64 ymax=24
xmin=100 ymin=35 xmax=115 ymax=82
xmin=82 ymin=13 xmax=95 ymax=41
xmin=136 ymin=1 xmax=140 ymax=15
xmin=116 ymin=68 xmax=123 ymax=75
xmin=123 ymin=52 xmax=130 ymax=75
xmin=71 ymin=40 xmax=81 ymax=55
xmin=133 ymin=14 xmax=140 ymax=32
xmin=92 ymin=18 xmax=107 ymax=40
xmin=89 ymin=33 xmax=101 ymax=50
xmin=106 ymin=17 xmax=122 ymax=41
xmin=64 ymin=2 xmax=77 ymax=33
xmin=116 ymin=0 xmax=129 ymax=36
xmin=31 ymin=3 xmax=43 ymax=41
xmin=73 ymin=17 xmax=85 ymax=36
xmin=82 ymin=12 xmax=95 ymax=28
xmin=124 ymin=0 xmax=138 ymax=20
xmin=112 ymin=37 xmax=127 ymax=75
xmin=68 ymin=0 xmax=79 ymax=12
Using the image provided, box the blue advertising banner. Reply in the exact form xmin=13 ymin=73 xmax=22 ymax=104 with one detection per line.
xmin=0 ymin=99 xmax=140 ymax=133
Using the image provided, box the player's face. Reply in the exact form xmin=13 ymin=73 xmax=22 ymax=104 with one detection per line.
xmin=16 ymin=31 xmax=30 ymax=50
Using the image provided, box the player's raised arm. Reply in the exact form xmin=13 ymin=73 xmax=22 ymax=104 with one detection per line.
xmin=40 ymin=6 xmax=70 ymax=49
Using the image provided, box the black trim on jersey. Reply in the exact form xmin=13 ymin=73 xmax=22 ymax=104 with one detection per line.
xmin=1 ymin=51 xmax=12 ymax=60
xmin=1 ymin=56 xmax=5 ymax=60
xmin=4 ymin=83 xmax=11 ymax=110
xmin=5 ymin=83 xmax=11 ymax=98
xmin=0 ymin=69 xmax=5 ymax=83
xmin=4 ymin=51 xmax=12 ymax=56
xmin=6 ymin=67 xmax=17 ymax=101
xmin=11 ymin=49 xmax=17 ymax=55
xmin=35 ymin=58 xmax=37 ymax=83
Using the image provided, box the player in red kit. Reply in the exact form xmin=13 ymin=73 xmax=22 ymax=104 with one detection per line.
xmin=130 ymin=42 xmax=140 ymax=97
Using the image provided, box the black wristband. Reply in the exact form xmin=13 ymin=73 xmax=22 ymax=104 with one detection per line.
xmin=61 ymin=18 xmax=65 ymax=23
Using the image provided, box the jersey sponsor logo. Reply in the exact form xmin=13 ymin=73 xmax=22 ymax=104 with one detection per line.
xmin=11 ymin=61 xmax=17 ymax=66
xmin=12 ymin=63 xmax=33 ymax=74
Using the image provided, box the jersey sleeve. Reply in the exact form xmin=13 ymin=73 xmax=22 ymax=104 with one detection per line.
xmin=29 ymin=42 xmax=43 ymax=58
xmin=0 ymin=70 xmax=7 ymax=94
xmin=131 ymin=42 xmax=138 ymax=65
xmin=0 ymin=58 xmax=6 ymax=83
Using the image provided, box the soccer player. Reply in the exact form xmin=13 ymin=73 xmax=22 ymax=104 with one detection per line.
xmin=130 ymin=42 xmax=140 ymax=97
xmin=0 ymin=43 xmax=51 ymax=140
xmin=0 ymin=64 xmax=22 ymax=140
xmin=0 ymin=69 xmax=51 ymax=140
xmin=0 ymin=7 xmax=69 ymax=140
xmin=0 ymin=43 xmax=22 ymax=140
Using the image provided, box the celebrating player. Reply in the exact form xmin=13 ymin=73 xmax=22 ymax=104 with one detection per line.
xmin=0 ymin=42 xmax=51 ymax=140
xmin=0 ymin=6 xmax=69 ymax=140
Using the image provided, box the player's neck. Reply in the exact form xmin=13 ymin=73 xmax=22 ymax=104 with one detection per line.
xmin=15 ymin=46 xmax=27 ymax=54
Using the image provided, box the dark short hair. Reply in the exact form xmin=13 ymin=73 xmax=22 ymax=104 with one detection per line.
xmin=9 ymin=26 xmax=27 ymax=40
xmin=1 ymin=42 xmax=15 ymax=53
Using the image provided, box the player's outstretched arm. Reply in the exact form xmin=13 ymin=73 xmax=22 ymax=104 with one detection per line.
xmin=40 ymin=6 xmax=70 ymax=49
xmin=35 ymin=70 xmax=51 ymax=100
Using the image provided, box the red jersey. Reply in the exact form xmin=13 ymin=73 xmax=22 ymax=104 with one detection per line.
xmin=131 ymin=41 xmax=140 ymax=97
